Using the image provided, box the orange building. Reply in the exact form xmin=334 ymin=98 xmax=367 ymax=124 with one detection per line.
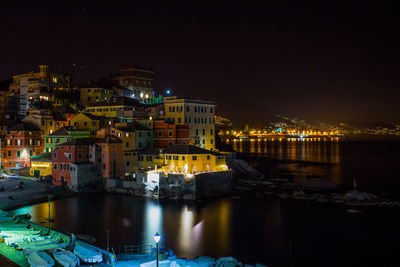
xmin=96 ymin=135 xmax=124 ymax=179
xmin=1 ymin=122 xmax=44 ymax=169
xmin=153 ymin=119 xmax=190 ymax=148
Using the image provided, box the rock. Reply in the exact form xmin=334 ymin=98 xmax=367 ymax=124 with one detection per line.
xmin=228 ymin=159 xmax=264 ymax=180
xmin=344 ymin=191 xmax=378 ymax=201
xmin=216 ymin=257 xmax=242 ymax=267
xmin=297 ymin=178 xmax=336 ymax=190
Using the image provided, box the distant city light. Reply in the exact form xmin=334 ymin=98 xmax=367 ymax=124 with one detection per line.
xmin=166 ymin=89 xmax=171 ymax=95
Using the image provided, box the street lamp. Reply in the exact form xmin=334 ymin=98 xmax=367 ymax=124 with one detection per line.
xmin=154 ymin=232 xmax=161 ymax=267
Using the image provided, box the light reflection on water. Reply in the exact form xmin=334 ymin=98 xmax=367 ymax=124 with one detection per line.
xmin=9 ymin=192 xmax=400 ymax=266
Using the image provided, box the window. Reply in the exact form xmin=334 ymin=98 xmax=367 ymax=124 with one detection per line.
xmin=186 ymin=106 xmax=190 ymax=112
xmin=126 ymin=161 xmax=130 ymax=166
xmin=30 ymin=150 xmax=33 ymax=157
xmin=210 ymin=107 xmax=213 ymax=113
xmin=178 ymin=117 xmax=181 ymax=123
xmin=182 ymin=156 xmax=185 ymax=161
xmin=211 ymin=139 xmax=213 ymax=144
xmin=158 ymin=131 xmax=162 ymax=137
xmin=173 ymin=156 xmax=179 ymax=160
xmin=78 ymin=154 xmax=82 ymax=159
xmin=146 ymin=156 xmax=152 ymax=161
xmin=126 ymin=142 xmax=129 ymax=147
xmin=86 ymin=154 xmax=90 ymax=159
xmin=207 ymin=155 xmax=210 ymax=160
xmin=192 ymin=156 xmax=197 ymax=160
xmin=84 ymin=122 xmax=87 ymax=126
xmin=147 ymin=132 xmax=150 ymax=137
xmin=168 ymin=141 xmax=172 ymax=146
xmin=139 ymin=142 xmax=142 ymax=148
xmin=210 ymin=129 xmax=213 ymax=135
xmin=8 ymin=151 xmax=11 ymax=157
xmin=17 ymin=151 xmax=21 ymax=157
xmin=68 ymin=154 xmax=72 ymax=160
xmin=168 ymin=131 xmax=173 ymax=137
xmin=54 ymin=152 xmax=57 ymax=159
xmin=202 ymin=139 xmax=205 ymax=145
xmin=56 ymin=122 xmax=59 ymax=128
xmin=196 ymin=129 xmax=199 ymax=136
xmin=49 ymin=121 xmax=53 ymax=126
xmin=53 ymin=164 xmax=57 ymax=170
xmin=166 ymin=155 xmax=171 ymax=160
xmin=139 ymin=132 xmax=142 ymax=137
xmin=103 ymin=164 xmax=106 ymax=170
xmin=203 ymin=129 xmax=205 ymax=136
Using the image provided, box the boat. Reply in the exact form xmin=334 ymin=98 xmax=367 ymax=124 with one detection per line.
xmin=53 ymin=248 xmax=80 ymax=267
xmin=4 ymin=174 xmax=18 ymax=180
xmin=0 ymin=216 xmax=15 ymax=222
xmin=21 ymin=241 xmax=66 ymax=251
xmin=27 ymin=251 xmax=55 ymax=267
xmin=18 ymin=237 xmax=59 ymax=248
xmin=74 ymin=245 xmax=102 ymax=263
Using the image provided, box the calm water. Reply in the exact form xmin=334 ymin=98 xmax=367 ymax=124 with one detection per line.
xmin=230 ymin=139 xmax=400 ymax=195
xmin=9 ymin=140 xmax=400 ymax=266
xmin=10 ymin=194 xmax=400 ymax=267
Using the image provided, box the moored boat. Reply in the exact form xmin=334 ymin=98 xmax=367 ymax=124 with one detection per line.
xmin=74 ymin=245 xmax=102 ymax=263
xmin=53 ymin=248 xmax=80 ymax=267
xmin=27 ymin=251 xmax=54 ymax=267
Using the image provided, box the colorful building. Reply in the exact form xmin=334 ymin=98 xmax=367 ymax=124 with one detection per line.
xmin=79 ymin=85 xmax=113 ymax=106
xmin=99 ymin=65 xmax=155 ymax=104
xmin=69 ymin=113 xmax=105 ymax=136
xmin=51 ymin=138 xmax=97 ymax=185
xmin=1 ymin=122 xmax=44 ymax=169
xmin=8 ymin=65 xmax=71 ymax=117
xmin=160 ymin=145 xmax=228 ymax=174
xmin=164 ymin=96 xmax=216 ymax=150
xmin=44 ymin=126 xmax=90 ymax=153
xmin=83 ymin=96 xmax=146 ymax=120
xmin=153 ymin=119 xmax=189 ymax=148
xmin=30 ymin=153 xmax=52 ymax=177
xmin=97 ymin=135 xmax=124 ymax=179
xmin=138 ymin=147 xmax=163 ymax=170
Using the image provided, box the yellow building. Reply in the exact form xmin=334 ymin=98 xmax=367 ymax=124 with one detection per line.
xmin=80 ymin=85 xmax=113 ymax=106
xmin=164 ymin=96 xmax=216 ymax=150
xmin=160 ymin=145 xmax=228 ymax=174
xmin=70 ymin=113 xmax=104 ymax=136
xmin=30 ymin=153 xmax=52 ymax=177
xmin=139 ymin=147 xmax=163 ymax=170
xmin=83 ymin=96 xmax=142 ymax=118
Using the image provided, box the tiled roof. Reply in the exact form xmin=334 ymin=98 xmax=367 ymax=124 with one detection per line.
xmin=116 ymin=122 xmax=152 ymax=132
xmin=61 ymin=138 xmax=97 ymax=146
xmin=140 ymin=147 xmax=162 ymax=155
xmin=49 ymin=126 xmax=85 ymax=136
xmin=96 ymin=135 xmax=122 ymax=144
xmin=86 ymin=96 xmax=144 ymax=107
xmin=161 ymin=145 xmax=223 ymax=156
xmin=82 ymin=113 xmax=106 ymax=120
xmin=30 ymin=152 xmax=52 ymax=162
xmin=54 ymin=105 xmax=79 ymax=114
xmin=8 ymin=122 xmax=40 ymax=132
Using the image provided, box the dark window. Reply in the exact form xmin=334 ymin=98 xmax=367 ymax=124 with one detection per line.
xmin=192 ymin=156 xmax=197 ymax=160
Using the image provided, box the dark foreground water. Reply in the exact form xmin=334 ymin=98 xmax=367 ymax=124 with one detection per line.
xmin=9 ymin=140 xmax=400 ymax=266
xmin=10 ymin=194 xmax=400 ymax=267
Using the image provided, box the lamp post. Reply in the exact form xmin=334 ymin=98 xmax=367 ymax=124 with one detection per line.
xmin=153 ymin=232 xmax=161 ymax=267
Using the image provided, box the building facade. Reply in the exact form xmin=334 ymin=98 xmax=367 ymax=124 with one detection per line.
xmin=153 ymin=119 xmax=190 ymax=148
xmin=164 ymin=97 xmax=216 ymax=150
xmin=1 ymin=122 xmax=44 ymax=169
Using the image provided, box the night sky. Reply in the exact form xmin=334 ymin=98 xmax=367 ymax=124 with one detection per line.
xmin=1 ymin=1 xmax=399 ymax=125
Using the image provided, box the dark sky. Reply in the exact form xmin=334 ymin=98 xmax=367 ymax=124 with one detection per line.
xmin=1 ymin=1 xmax=399 ymax=125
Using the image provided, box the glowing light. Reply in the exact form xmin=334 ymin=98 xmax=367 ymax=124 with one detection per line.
xmin=166 ymin=89 xmax=171 ymax=95
xmin=140 ymin=92 xmax=144 ymax=98
xmin=154 ymin=232 xmax=161 ymax=243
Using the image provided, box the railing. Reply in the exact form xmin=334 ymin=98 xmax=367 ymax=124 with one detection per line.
xmin=123 ymin=244 xmax=153 ymax=255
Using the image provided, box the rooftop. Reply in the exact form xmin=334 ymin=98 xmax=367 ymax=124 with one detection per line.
xmin=8 ymin=122 xmax=40 ymax=132
xmin=30 ymin=153 xmax=52 ymax=162
xmin=161 ymin=145 xmax=223 ymax=156
xmin=86 ymin=96 xmax=144 ymax=108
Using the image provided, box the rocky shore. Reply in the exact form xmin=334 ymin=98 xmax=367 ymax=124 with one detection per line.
xmin=232 ymin=177 xmax=400 ymax=208
xmin=0 ymin=178 xmax=75 ymax=210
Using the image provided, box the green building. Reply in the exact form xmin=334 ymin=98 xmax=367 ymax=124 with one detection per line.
xmin=44 ymin=126 xmax=90 ymax=153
